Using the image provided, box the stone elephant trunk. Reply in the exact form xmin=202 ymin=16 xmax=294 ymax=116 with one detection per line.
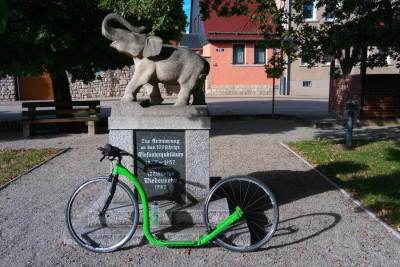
xmin=101 ymin=13 xmax=209 ymax=106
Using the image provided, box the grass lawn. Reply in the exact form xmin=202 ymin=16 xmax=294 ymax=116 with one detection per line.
xmin=286 ymin=138 xmax=400 ymax=230
xmin=0 ymin=148 xmax=63 ymax=187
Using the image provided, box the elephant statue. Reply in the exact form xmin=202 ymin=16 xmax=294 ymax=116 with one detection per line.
xmin=102 ymin=13 xmax=210 ymax=106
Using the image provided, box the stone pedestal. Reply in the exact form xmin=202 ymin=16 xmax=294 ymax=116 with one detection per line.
xmin=63 ymin=103 xmax=223 ymax=246
xmin=108 ymin=102 xmax=210 ymax=204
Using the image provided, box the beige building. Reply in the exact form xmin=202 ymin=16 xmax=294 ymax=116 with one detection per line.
xmin=279 ymin=0 xmax=399 ymax=97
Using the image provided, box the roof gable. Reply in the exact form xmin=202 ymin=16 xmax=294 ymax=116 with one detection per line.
xmin=179 ymin=34 xmax=203 ymax=49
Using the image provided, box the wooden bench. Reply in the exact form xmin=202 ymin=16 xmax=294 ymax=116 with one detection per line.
xmin=18 ymin=100 xmax=101 ymax=137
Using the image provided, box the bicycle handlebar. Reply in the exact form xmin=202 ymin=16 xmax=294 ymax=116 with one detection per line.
xmin=97 ymin=144 xmax=148 ymax=172
xmin=97 ymin=144 xmax=132 ymax=162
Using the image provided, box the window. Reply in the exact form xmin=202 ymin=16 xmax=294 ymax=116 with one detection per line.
xmin=300 ymin=58 xmax=308 ymax=66
xmin=325 ymin=4 xmax=334 ymax=20
xmin=304 ymin=0 xmax=315 ymax=21
xmin=354 ymin=48 xmax=362 ymax=65
xmin=303 ymin=81 xmax=312 ymax=87
xmin=254 ymin=45 xmax=265 ymax=64
xmin=323 ymin=54 xmax=331 ymax=65
xmin=378 ymin=48 xmax=391 ymax=65
xmin=233 ymin=44 xmax=245 ymax=64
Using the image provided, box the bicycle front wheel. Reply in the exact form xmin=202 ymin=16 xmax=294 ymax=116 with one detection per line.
xmin=66 ymin=177 xmax=139 ymax=253
xmin=204 ymin=176 xmax=279 ymax=252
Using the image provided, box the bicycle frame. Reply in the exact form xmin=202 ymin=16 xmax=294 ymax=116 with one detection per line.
xmin=113 ymin=162 xmax=243 ymax=247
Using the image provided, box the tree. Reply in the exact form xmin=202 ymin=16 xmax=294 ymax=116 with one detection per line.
xmin=0 ymin=0 xmax=186 ymax=101
xmin=200 ymin=0 xmax=400 ymax=110
xmin=100 ymin=0 xmax=187 ymax=42
xmin=0 ymin=0 xmax=130 ymax=101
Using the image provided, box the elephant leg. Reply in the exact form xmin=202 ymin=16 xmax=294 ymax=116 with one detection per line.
xmin=192 ymin=77 xmax=206 ymax=105
xmin=174 ymin=85 xmax=191 ymax=106
xmin=146 ymin=83 xmax=164 ymax=105
xmin=122 ymin=67 xmax=152 ymax=102
xmin=192 ymin=88 xmax=206 ymax=105
xmin=122 ymin=77 xmax=142 ymax=102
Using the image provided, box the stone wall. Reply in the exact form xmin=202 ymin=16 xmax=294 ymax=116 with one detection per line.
xmin=0 ymin=76 xmax=16 ymax=101
xmin=207 ymin=84 xmax=278 ymax=95
xmin=69 ymin=66 xmax=182 ymax=100
xmin=70 ymin=67 xmax=134 ymax=99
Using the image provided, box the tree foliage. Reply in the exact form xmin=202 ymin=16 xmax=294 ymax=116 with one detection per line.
xmin=0 ymin=0 xmax=134 ymax=100
xmin=0 ymin=0 xmax=187 ymax=101
xmin=200 ymin=0 xmax=400 ymax=77
xmin=99 ymin=0 xmax=187 ymax=42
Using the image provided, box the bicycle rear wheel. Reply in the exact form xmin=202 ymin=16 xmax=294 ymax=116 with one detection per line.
xmin=204 ymin=176 xmax=279 ymax=252
xmin=66 ymin=177 xmax=139 ymax=252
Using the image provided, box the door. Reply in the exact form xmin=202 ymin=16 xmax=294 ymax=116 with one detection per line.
xmin=18 ymin=73 xmax=54 ymax=100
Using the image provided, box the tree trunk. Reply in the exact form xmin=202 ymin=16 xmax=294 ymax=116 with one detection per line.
xmin=359 ymin=43 xmax=368 ymax=118
xmin=50 ymin=70 xmax=72 ymax=120
xmin=50 ymin=70 xmax=71 ymax=102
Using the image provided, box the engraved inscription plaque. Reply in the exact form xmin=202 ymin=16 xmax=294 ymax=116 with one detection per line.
xmin=135 ymin=131 xmax=185 ymax=202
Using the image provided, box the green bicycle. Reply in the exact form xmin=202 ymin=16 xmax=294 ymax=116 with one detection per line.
xmin=66 ymin=144 xmax=279 ymax=253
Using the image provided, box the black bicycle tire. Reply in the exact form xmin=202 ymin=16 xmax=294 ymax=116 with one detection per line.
xmin=203 ymin=176 xmax=279 ymax=252
xmin=66 ymin=177 xmax=139 ymax=253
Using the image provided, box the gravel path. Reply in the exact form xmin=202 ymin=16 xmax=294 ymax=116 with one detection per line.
xmin=0 ymin=120 xmax=399 ymax=266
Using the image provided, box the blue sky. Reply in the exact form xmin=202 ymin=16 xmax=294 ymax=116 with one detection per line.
xmin=183 ymin=0 xmax=191 ymax=32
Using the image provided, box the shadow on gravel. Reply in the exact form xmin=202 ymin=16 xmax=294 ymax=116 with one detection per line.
xmin=245 ymin=170 xmax=343 ymax=249
xmin=248 ymin=170 xmax=336 ymax=206
xmin=260 ymin=213 xmax=341 ymax=251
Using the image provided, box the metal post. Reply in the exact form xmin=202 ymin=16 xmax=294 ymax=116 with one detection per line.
xmin=272 ymin=76 xmax=275 ymax=117
xmin=346 ymin=110 xmax=354 ymax=149
xmin=285 ymin=0 xmax=292 ymax=96
xmin=272 ymin=49 xmax=276 ymax=117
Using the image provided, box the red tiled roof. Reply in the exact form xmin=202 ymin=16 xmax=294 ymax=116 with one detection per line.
xmin=203 ymin=4 xmax=267 ymax=40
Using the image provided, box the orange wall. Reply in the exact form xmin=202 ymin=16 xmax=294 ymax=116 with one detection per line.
xmin=208 ymin=41 xmax=276 ymax=86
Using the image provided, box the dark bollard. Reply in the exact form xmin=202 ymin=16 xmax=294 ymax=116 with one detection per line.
xmin=346 ymin=109 xmax=354 ymax=149
xmin=344 ymin=101 xmax=358 ymax=150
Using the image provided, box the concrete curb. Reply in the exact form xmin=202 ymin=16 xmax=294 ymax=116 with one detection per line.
xmin=279 ymin=141 xmax=400 ymax=240
xmin=0 ymin=147 xmax=71 ymax=191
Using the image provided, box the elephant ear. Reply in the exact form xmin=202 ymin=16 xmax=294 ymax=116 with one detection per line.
xmin=143 ymin=36 xmax=163 ymax=58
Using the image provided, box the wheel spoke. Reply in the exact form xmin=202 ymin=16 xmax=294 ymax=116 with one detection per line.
xmin=242 ymin=194 xmax=268 ymax=213
xmin=247 ymin=221 xmax=264 ymax=242
xmin=245 ymin=214 xmax=270 ymax=225
xmin=247 ymin=218 xmax=268 ymax=234
xmin=242 ymin=184 xmax=260 ymax=211
xmin=245 ymin=203 xmax=273 ymax=213
xmin=242 ymin=181 xmax=251 ymax=208
xmin=239 ymin=180 xmax=242 ymax=208
xmin=229 ymin=181 xmax=239 ymax=206
xmin=219 ymin=184 xmax=237 ymax=209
